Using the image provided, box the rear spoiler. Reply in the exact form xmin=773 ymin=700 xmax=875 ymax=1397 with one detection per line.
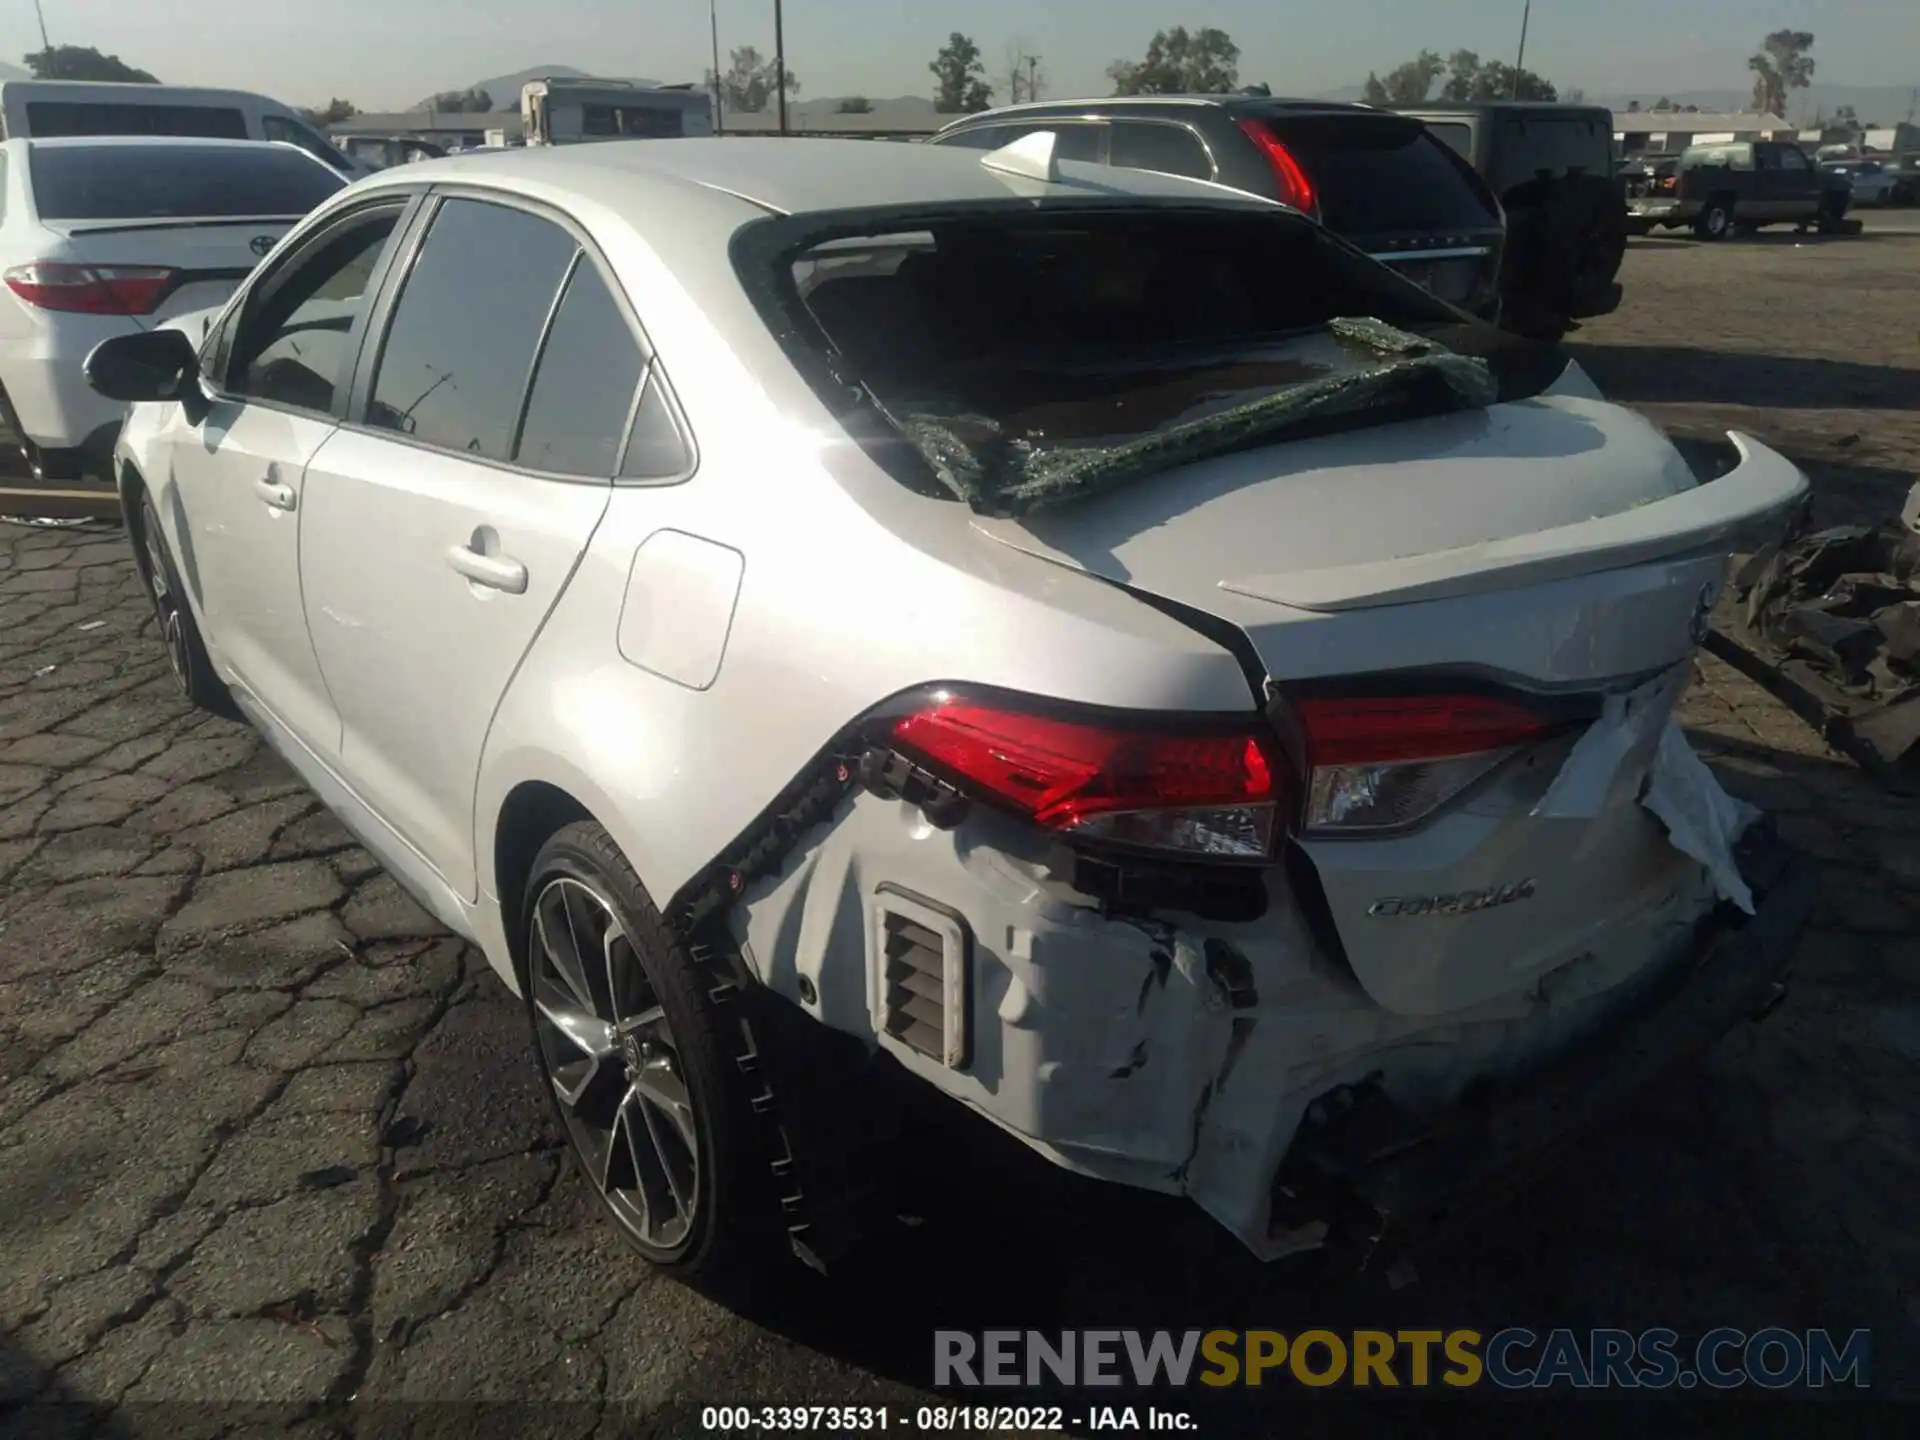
xmin=1221 ymin=432 xmax=1808 ymax=613
xmin=47 ymin=215 xmax=305 ymax=237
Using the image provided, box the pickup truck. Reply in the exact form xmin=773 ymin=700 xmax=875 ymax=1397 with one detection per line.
xmin=1629 ymin=139 xmax=1845 ymax=238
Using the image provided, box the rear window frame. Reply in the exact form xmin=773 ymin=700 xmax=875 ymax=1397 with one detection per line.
xmin=730 ymin=198 xmax=1537 ymax=504
xmin=24 ymin=141 xmax=346 ymax=221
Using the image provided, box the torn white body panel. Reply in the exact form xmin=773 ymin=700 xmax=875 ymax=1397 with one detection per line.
xmin=730 ymin=789 xmax=1721 ymax=1259
xmin=1643 ymin=721 xmax=1763 ymax=913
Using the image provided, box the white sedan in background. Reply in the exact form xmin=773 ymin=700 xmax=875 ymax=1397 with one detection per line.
xmin=88 ymin=134 xmax=1813 ymax=1285
xmin=0 ymin=135 xmax=343 ymax=480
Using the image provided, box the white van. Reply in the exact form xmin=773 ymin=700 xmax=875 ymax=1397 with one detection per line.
xmin=0 ymin=80 xmax=369 ymax=179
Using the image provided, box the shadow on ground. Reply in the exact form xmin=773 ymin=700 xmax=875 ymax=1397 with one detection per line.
xmin=1566 ymin=345 xmax=1919 ymax=412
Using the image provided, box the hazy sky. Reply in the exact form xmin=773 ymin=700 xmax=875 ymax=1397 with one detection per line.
xmin=7 ymin=1 xmax=1911 ymax=110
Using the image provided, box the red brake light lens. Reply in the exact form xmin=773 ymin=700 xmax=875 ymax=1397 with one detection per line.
xmin=1236 ymin=119 xmax=1317 ymax=214
xmin=4 ymin=262 xmax=178 ymax=316
xmin=1293 ymin=694 xmax=1560 ymax=835
xmin=890 ymin=698 xmax=1287 ymax=859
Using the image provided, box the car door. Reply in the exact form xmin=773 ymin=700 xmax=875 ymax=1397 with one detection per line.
xmin=171 ymin=193 xmax=417 ymax=757
xmin=1773 ymin=144 xmax=1819 ymax=215
xmin=297 ymin=192 xmax=638 ymax=900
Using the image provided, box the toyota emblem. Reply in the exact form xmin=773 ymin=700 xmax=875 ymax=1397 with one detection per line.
xmin=249 ymin=234 xmax=277 ymax=258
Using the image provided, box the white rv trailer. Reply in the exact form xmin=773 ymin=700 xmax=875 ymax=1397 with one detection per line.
xmin=519 ymin=77 xmax=714 ymax=146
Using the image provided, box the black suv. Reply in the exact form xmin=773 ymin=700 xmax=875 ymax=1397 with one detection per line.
xmin=927 ymin=97 xmax=1508 ymax=324
xmin=1394 ymin=103 xmax=1626 ymax=337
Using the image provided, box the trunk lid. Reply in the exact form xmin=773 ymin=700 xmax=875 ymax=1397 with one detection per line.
xmin=36 ymin=217 xmax=293 ymax=324
xmin=974 ymin=400 xmax=1806 ymax=1015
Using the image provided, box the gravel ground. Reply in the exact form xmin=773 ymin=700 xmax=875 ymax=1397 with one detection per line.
xmin=2 ymin=230 xmax=1918 ymax=1436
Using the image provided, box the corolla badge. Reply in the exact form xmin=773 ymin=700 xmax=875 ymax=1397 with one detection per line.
xmin=1367 ymin=879 xmax=1536 ymax=918
xmin=1690 ymin=581 xmax=1717 ymax=645
xmin=249 ymin=234 xmax=278 ymax=258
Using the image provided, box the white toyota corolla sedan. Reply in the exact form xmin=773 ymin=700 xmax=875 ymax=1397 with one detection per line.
xmin=86 ymin=133 xmax=1813 ymax=1283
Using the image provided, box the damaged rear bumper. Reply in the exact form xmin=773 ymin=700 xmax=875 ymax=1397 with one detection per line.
xmin=1267 ymin=822 xmax=1813 ymax=1261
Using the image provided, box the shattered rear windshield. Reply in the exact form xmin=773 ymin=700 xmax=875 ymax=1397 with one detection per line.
xmin=739 ymin=203 xmax=1559 ymax=516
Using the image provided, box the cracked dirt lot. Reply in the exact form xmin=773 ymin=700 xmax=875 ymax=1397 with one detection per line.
xmin=3 ymin=233 xmax=1919 ymax=1435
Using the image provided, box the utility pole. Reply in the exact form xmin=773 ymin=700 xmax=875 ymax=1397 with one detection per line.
xmin=1512 ymin=0 xmax=1532 ymax=99
xmin=774 ymin=0 xmax=788 ymax=136
xmin=1026 ymin=55 xmax=1040 ymax=104
xmin=709 ymin=0 xmax=724 ymax=133
xmin=32 ymin=0 xmax=50 ymax=51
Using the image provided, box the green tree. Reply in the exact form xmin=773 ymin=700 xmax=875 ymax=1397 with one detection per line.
xmin=1832 ymin=103 xmax=1859 ymax=130
xmin=837 ymin=96 xmax=873 ymax=114
xmin=24 ymin=45 xmax=157 ymax=82
xmin=1363 ymin=50 xmax=1445 ymax=106
xmin=1107 ymin=27 xmax=1240 ymax=96
xmin=929 ymin=33 xmax=992 ymax=114
xmin=1748 ymin=30 xmax=1814 ymax=116
xmin=1439 ymin=50 xmax=1556 ymax=102
xmin=704 ymin=45 xmax=800 ymax=114
xmin=429 ymin=87 xmax=492 ymax=113
xmin=302 ymin=98 xmax=359 ymax=126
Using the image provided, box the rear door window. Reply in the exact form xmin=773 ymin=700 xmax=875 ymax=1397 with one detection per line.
xmin=26 ymin=142 xmax=344 ymax=220
xmin=1108 ymin=121 xmax=1212 ymax=180
xmin=513 ymin=258 xmax=646 ymax=477
xmin=24 ymin=101 xmax=249 ymax=139
xmin=1262 ymin=115 xmax=1497 ymax=232
xmin=1495 ymin=113 xmax=1610 ymax=178
xmin=365 ymin=198 xmax=577 ymax=461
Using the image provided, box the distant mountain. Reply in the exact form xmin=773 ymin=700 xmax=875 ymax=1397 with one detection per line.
xmin=0 ymin=61 xmax=27 ymax=82
xmin=416 ymin=65 xmax=667 ymax=113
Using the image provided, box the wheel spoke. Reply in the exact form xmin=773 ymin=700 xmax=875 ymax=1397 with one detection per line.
xmin=613 ymin=1085 xmax=656 ymax=1231
xmin=631 ymin=1056 xmax=697 ymax=1154
xmin=533 ymin=974 xmax=615 ymax=1059
xmin=533 ymin=892 xmax=595 ymax=1014
xmin=639 ymin=1098 xmax=692 ymax=1218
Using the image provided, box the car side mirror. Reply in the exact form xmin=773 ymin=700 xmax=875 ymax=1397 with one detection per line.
xmin=84 ymin=328 xmax=202 ymax=408
xmin=88 ymin=328 xmax=216 ymax=426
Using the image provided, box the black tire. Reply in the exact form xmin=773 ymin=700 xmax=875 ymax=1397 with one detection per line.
xmin=519 ymin=820 xmax=786 ymax=1284
xmin=133 ymin=490 xmax=241 ymax=720
xmin=1694 ymin=199 xmax=1735 ymax=240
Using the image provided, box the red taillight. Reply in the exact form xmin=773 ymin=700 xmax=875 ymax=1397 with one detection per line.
xmin=1236 ymin=119 xmax=1317 ymax=214
xmin=890 ymin=697 xmax=1286 ymax=859
xmin=1293 ymin=694 xmax=1560 ymax=835
xmin=3 ymin=262 xmax=178 ymax=316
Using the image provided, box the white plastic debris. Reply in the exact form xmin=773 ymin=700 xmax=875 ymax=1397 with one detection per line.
xmin=1533 ymin=664 xmax=1688 ymax=819
xmin=77 ymin=620 xmax=106 ymax=632
xmin=1641 ymin=721 xmax=1762 ymax=914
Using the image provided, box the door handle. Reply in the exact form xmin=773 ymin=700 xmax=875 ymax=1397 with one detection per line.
xmin=446 ymin=543 xmax=528 ymax=594
xmin=253 ymin=477 xmax=296 ymax=511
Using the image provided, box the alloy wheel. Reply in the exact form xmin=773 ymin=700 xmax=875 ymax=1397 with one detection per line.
xmin=140 ymin=512 xmax=189 ymax=685
xmin=528 ymin=875 xmax=702 ymax=1253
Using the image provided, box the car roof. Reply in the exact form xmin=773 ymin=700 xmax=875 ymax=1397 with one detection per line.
xmin=367 ymin=136 xmax=1279 ymax=218
xmin=7 ymin=135 xmax=298 ymax=152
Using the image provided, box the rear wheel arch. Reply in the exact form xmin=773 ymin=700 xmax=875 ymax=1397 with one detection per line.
xmin=493 ymin=779 xmax=597 ymax=984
